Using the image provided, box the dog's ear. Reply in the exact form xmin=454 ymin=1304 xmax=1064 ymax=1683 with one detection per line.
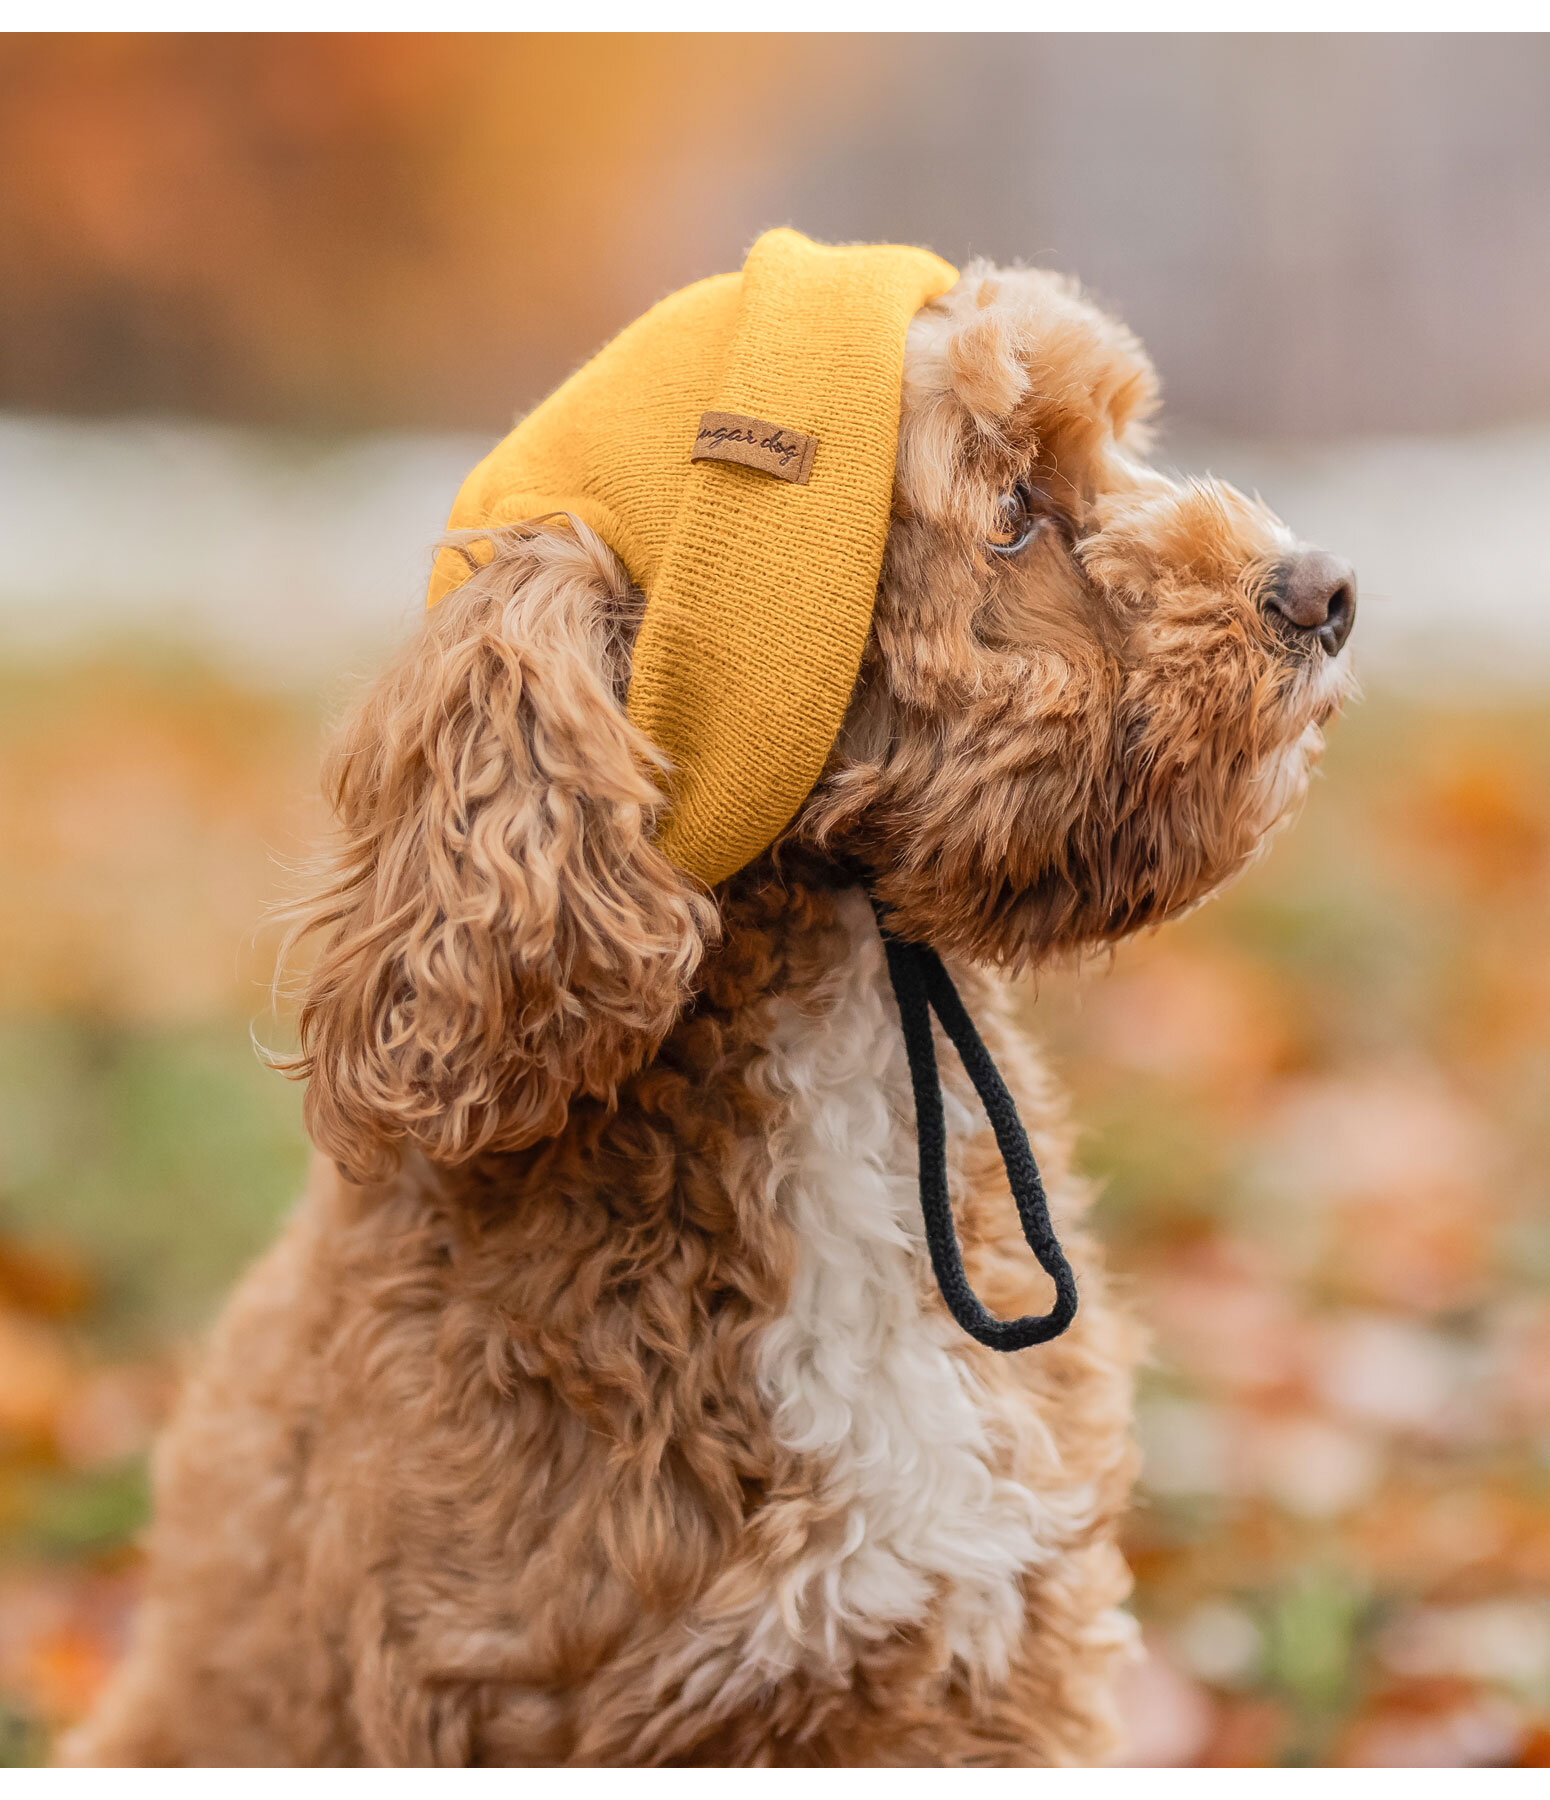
xmin=282 ymin=521 xmax=716 ymax=1184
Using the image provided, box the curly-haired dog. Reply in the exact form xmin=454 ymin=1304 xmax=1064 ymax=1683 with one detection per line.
xmin=71 ymin=235 xmax=1355 ymax=1766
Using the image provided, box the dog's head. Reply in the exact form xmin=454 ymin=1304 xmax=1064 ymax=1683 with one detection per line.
xmin=807 ymin=263 xmax=1356 ymax=966
xmin=291 ymin=264 xmax=1354 ymax=1181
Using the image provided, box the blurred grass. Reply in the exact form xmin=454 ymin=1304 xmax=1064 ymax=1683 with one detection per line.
xmin=0 ymin=1021 xmax=306 ymax=1348
xmin=1 ymin=655 xmax=1549 ymax=1764
xmin=1 ymin=1463 xmax=149 ymax=1565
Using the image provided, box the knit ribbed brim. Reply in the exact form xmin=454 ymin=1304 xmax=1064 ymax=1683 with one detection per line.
xmin=428 ymin=229 xmax=958 ymax=888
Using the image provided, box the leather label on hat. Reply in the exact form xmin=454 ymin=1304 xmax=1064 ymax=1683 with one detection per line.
xmin=691 ymin=411 xmax=817 ymax=485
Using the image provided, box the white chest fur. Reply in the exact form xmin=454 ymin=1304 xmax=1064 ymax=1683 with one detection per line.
xmin=744 ymin=889 xmax=1094 ymax=1682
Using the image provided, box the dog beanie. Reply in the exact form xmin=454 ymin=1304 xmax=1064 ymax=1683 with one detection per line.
xmin=427 ymin=228 xmax=958 ymax=888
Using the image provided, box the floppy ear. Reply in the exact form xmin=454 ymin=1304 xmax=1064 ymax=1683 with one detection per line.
xmin=283 ymin=520 xmax=716 ymax=1184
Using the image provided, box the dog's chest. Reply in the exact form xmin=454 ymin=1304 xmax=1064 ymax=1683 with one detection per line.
xmin=745 ymin=891 xmax=1075 ymax=1678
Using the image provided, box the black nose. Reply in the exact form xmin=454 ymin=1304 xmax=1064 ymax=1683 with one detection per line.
xmin=1263 ymin=549 xmax=1357 ymax=657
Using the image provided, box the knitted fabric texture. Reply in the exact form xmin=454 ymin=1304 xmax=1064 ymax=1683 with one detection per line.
xmin=427 ymin=228 xmax=958 ymax=887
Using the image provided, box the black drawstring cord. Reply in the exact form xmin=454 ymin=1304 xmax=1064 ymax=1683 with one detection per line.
xmin=870 ymin=897 xmax=1079 ymax=1353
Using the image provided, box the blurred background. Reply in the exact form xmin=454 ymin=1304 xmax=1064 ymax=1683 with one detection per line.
xmin=2 ymin=32 xmax=1549 ymax=1767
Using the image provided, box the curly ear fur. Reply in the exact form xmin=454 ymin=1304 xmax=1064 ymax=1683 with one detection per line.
xmin=281 ymin=521 xmax=717 ymax=1183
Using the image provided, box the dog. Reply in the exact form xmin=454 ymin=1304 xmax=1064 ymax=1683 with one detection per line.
xmin=69 ymin=252 xmax=1355 ymax=1766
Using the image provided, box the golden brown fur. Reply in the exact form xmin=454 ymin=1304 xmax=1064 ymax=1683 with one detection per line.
xmin=69 ymin=263 xmax=1352 ymax=1767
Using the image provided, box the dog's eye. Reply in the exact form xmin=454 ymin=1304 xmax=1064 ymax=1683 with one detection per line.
xmin=986 ymin=483 xmax=1039 ymax=556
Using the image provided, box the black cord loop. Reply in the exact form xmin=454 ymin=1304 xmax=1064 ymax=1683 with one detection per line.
xmin=871 ymin=898 xmax=1078 ymax=1353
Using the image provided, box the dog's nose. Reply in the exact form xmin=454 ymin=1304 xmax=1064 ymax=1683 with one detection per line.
xmin=1263 ymin=549 xmax=1357 ymax=657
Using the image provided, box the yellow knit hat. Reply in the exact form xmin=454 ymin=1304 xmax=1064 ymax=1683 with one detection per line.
xmin=428 ymin=228 xmax=958 ymax=887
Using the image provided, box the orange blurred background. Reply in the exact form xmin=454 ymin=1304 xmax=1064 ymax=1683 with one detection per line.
xmin=2 ymin=32 xmax=1549 ymax=1768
